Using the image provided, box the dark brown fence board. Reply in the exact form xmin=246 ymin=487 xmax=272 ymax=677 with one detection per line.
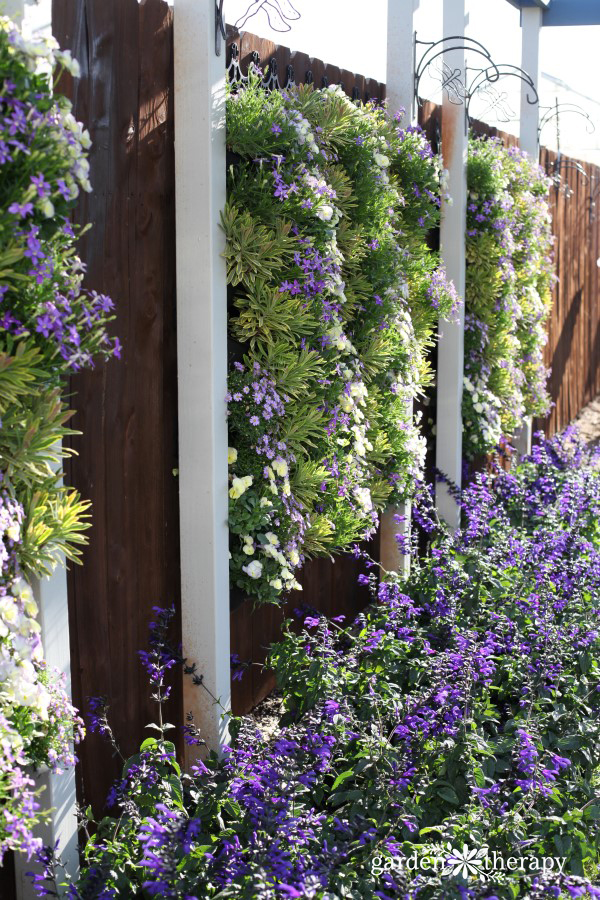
xmin=52 ymin=0 xmax=180 ymax=814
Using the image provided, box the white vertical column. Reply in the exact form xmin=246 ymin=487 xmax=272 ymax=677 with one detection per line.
xmin=380 ymin=0 xmax=420 ymax=576
xmin=386 ymin=0 xmax=419 ymax=120
xmin=435 ymin=0 xmax=468 ymax=529
xmin=174 ymin=0 xmax=230 ymax=763
xmin=14 ymin=560 xmax=79 ymax=900
xmin=519 ymin=7 xmax=542 ymax=158
xmin=515 ymin=5 xmax=542 ymax=459
xmin=4 ymin=0 xmax=24 ymax=21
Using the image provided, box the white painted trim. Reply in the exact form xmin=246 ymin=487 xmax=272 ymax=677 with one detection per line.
xmin=174 ymin=0 xmax=231 ymax=763
xmin=435 ymin=0 xmax=467 ymax=530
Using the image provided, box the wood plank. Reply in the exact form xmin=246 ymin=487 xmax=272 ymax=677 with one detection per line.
xmin=53 ymin=0 xmax=180 ymax=814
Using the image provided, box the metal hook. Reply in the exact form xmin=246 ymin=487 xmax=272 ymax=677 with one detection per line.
xmin=216 ymin=0 xmax=226 ymax=57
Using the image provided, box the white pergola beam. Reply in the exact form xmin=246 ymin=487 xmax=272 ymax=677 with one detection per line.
xmin=435 ymin=0 xmax=468 ymax=529
xmin=174 ymin=0 xmax=231 ymax=762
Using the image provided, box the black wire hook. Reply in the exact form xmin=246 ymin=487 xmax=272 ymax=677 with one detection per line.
xmin=216 ymin=0 xmax=226 ymax=56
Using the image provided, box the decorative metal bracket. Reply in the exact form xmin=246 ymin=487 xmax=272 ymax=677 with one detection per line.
xmin=549 ymin=152 xmax=589 ymax=199
xmin=466 ymin=64 xmax=537 ymax=124
xmin=588 ymin=174 xmax=600 ymax=223
xmin=538 ymin=102 xmax=596 ymax=153
xmin=225 ymin=42 xmax=381 ymax=104
xmin=414 ymin=34 xmax=538 ymax=134
xmin=414 ymin=35 xmax=495 ymax=114
xmin=216 ymin=0 xmax=226 ymax=56
xmin=234 ymin=0 xmax=301 ymax=33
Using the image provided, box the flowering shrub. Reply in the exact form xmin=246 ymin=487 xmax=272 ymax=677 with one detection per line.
xmin=225 ymin=74 xmax=458 ymax=603
xmin=48 ymin=429 xmax=600 ymax=898
xmin=463 ymin=136 xmax=553 ymax=457
xmin=0 ymin=18 xmax=116 ymax=860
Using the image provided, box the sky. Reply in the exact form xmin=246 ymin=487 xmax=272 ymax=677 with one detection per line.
xmin=225 ymin=0 xmax=600 ymax=163
xmin=19 ymin=0 xmax=600 ymax=163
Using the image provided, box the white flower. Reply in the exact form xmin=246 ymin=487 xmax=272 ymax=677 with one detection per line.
xmin=265 ymin=532 xmax=279 ymax=546
xmin=315 ymin=204 xmax=334 ymax=222
xmin=353 ymin=486 xmax=373 ymax=513
xmin=11 ymin=578 xmax=33 ymax=603
xmin=374 ymin=152 xmax=390 ymax=168
xmin=242 ymin=560 xmax=263 ymax=580
xmin=6 ymin=524 xmax=19 ymax=542
xmin=288 ymin=549 xmax=300 ymax=566
xmin=272 ymin=458 xmax=288 ymax=478
xmin=0 ymin=597 xmax=18 ymax=626
xmin=228 ymin=447 xmax=238 ymax=465
xmin=259 ymin=497 xmax=272 ymax=508
xmin=242 ymin=544 xmax=255 ymax=556
xmin=269 ymin=578 xmax=283 ymax=591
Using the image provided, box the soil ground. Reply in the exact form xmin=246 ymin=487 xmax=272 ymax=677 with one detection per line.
xmin=573 ymin=393 xmax=600 ymax=449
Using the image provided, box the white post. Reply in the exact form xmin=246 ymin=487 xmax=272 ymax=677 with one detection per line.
xmin=435 ymin=0 xmax=467 ymax=529
xmin=386 ymin=0 xmax=419 ymax=119
xmin=174 ymin=0 xmax=231 ymax=762
xmin=14 ymin=563 xmax=79 ymax=900
xmin=519 ymin=7 xmax=542 ymax=158
xmin=4 ymin=0 xmax=24 ymax=21
xmin=381 ymin=0 xmax=420 ymax=576
xmin=515 ymin=5 xmax=542 ymax=459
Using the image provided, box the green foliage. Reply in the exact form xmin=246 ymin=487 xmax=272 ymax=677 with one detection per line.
xmin=463 ymin=136 xmax=553 ymax=457
xmin=225 ymin=74 xmax=459 ymax=604
xmin=69 ymin=431 xmax=600 ymax=899
xmin=0 ymin=16 xmax=113 ymax=860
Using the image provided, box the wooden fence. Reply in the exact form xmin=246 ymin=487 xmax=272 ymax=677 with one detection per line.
xmin=48 ymin=0 xmax=600 ymax=818
xmin=52 ymin=0 xmax=181 ymax=814
xmin=537 ymin=148 xmax=600 ymax=433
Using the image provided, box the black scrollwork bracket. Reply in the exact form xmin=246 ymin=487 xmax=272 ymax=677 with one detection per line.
xmin=539 ymin=103 xmax=596 ymax=141
xmin=549 ymin=152 xmax=589 ymax=200
xmin=466 ymin=64 xmax=538 ymax=126
xmin=216 ymin=0 xmax=226 ymax=56
xmin=414 ymin=35 xmax=538 ymax=135
xmin=588 ymin=174 xmax=600 ymax=223
xmin=234 ymin=0 xmax=301 ymax=34
xmin=226 ymin=42 xmax=380 ymax=105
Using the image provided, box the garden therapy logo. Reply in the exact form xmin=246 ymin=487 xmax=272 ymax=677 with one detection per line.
xmin=372 ymin=844 xmax=568 ymax=879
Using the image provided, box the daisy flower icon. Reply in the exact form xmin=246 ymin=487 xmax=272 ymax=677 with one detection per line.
xmin=443 ymin=843 xmax=489 ymax=879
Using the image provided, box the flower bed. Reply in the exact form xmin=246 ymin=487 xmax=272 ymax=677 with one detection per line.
xmin=0 ymin=18 xmax=116 ymax=860
xmin=463 ymin=136 xmax=553 ymax=457
xmin=55 ymin=429 xmax=600 ymax=899
xmin=225 ymin=74 xmax=458 ymax=604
